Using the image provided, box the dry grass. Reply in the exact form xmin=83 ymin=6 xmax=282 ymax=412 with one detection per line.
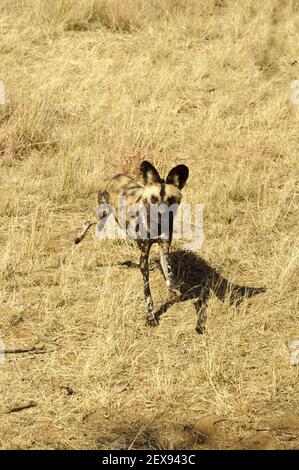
xmin=0 ymin=0 xmax=298 ymax=450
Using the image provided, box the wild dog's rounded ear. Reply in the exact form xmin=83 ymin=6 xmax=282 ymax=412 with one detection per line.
xmin=166 ymin=165 xmax=189 ymax=189
xmin=140 ymin=161 xmax=161 ymax=185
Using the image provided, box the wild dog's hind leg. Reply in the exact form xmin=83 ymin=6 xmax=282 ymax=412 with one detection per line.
xmin=159 ymin=240 xmax=180 ymax=301
xmin=94 ymin=204 xmax=112 ymax=240
xmin=74 ymin=221 xmax=95 ymax=244
xmin=74 ymin=207 xmax=112 ymax=245
xmin=138 ymin=241 xmax=158 ymax=326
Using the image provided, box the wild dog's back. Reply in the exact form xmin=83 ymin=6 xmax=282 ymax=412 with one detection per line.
xmin=99 ymin=174 xmax=143 ymax=212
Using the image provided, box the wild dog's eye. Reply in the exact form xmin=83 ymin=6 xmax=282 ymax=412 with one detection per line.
xmin=167 ymin=196 xmax=177 ymax=206
xmin=151 ymin=195 xmax=159 ymax=204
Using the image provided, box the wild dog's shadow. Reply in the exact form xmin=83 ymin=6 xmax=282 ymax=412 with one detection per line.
xmin=121 ymin=250 xmax=266 ymax=334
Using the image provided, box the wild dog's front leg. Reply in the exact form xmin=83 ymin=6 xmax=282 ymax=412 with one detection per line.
xmin=159 ymin=240 xmax=180 ymax=301
xmin=139 ymin=244 xmax=158 ymax=326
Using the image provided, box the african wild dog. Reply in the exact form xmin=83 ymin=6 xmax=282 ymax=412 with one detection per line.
xmin=74 ymin=161 xmax=189 ymax=326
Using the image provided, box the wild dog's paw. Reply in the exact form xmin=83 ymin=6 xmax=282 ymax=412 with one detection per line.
xmin=169 ymin=288 xmax=181 ymax=302
xmin=146 ymin=313 xmax=159 ymax=327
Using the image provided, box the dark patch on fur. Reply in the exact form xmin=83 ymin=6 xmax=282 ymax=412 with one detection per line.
xmin=98 ymin=190 xmax=110 ymax=205
xmin=160 ymin=181 xmax=165 ymax=200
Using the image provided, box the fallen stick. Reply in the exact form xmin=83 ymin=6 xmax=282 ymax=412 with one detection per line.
xmin=3 ymin=346 xmax=46 ymax=354
xmin=6 ymin=401 xmax=37 ymax=414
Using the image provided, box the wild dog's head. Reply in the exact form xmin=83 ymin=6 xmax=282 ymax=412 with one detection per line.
xmin=140 ymin=161 xmax=189 ymax=208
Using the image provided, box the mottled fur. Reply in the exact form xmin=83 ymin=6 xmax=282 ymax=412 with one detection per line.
xmin=75 ymin=161 xmax=189 ymax=325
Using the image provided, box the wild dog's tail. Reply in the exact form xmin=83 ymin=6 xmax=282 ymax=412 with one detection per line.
xmin=74 ymin=221 xmax=96 ymax=244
